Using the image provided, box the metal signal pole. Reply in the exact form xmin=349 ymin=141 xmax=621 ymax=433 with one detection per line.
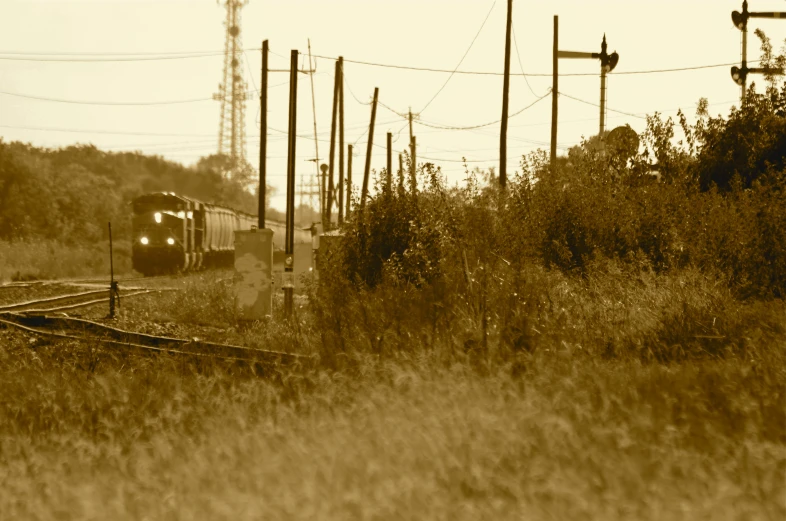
xmin=499 ymin=0 xmax=513 ymax=189
xmin=557 ymin=35 xmax=619 ymax=142
xmin=306 ymin=40 xmax=322 ymax=224
xmin=730 ymin=1 xmax=786 ymax=100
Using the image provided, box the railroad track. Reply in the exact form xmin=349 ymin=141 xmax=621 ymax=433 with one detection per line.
xmin=0 ymin=312 xmax=307 ymax=366
xmin=0 ymin=273 xmax=175 ymax=290
xmin=0 ymin=287 xmax=177 ymax=314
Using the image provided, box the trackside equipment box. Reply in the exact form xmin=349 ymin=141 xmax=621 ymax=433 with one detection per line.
xmin=234 ymin=228 xmax=274 ymax=320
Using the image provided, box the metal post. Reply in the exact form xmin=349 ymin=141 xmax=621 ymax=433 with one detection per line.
xmin=259 ymin=40 xmax=268 ymax=229
xmin=386 ymin=132 xmax=392 ymax=194
xmin=338 ymin=57 xmax=345 ymax=226
xmin=599 ymin=68 xmax=606 ymax=138
xmin=346 ymin=144 xmax=353 ymax=218
xmin=108 ymin=222 xmax=118 ymax=319
xmin=327 ymin=59 xmax=339 ymax=228
xmin=361 ymin=87 xmax=378 ymax=211
xmin=741 ymin=2 xmax=748 ymax=100
xmin=550 ymin=16 xmax=558 ymax=172
xmin=307 ymin=39 xmax=322 ymax=224
xmin=499 ymin=0 xmax=512 ymax=189
xmin=285 ymin=49 xmax=298 ymax=319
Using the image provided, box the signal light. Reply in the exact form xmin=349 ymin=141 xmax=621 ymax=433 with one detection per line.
xmin=731 ymin=66 xmax=747 ymax=86
xmin=140 ymin=237 xmax=149 ymax=245
xmin=731 ymin=10 xmax=747 ymax=30
xmin=605 ymin=52 xmax=619 ymax=73
xmin=167 ymin=238 xmax=175 ymax=245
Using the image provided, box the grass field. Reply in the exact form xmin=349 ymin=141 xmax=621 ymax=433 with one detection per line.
xmin=0 ymin=265 xmax=783 ymax=520
xmin=0 ymin=240 xmax=132 ymax=282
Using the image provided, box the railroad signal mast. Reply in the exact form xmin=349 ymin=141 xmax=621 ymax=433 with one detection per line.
xmin=214 ymin=0 xmax=250 ymax=176
xmin=730 ymin=0 xmax=785 ymax=99
xmin=553 ymin=30 xmax=619 ymax=157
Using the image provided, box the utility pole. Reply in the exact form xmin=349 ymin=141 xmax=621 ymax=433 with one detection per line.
xmin=284 ymin=49 xmax=298 ymax=319
xmin=327 ymin=59 xmax=340 ymax=228
xmin=499 ymin=0 xmax=513 ymax=189
xmin=410 ymin=136 xmax=417 ymax=194
xmin=730 ymin=1 xmax=786 ymax=100
xmin=361 ymin=87 xmax=379 ymax=211
xmin=398 ymin=153 xmax=404 ymax=194
xmin=346 ymin=144 xmax=353 ymax=218
xmin=550 ymin=16 xmax=558 ymax=172
xmin=408 ymin=108 xmax=417 ymax=188
xmin=259 ymin=39 xmax=268 ymax=228
xmin=338 ymin=57 xmax=345 ymax=226
xmin=306 ymin=39 xmax=322 ymax=224
xmin=386 ymin=132 xmax=393 ymax=194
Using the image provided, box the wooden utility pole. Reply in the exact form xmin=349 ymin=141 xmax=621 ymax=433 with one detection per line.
xmin=386 ymin=132 xmax=393 ymax=194
xmin=408 ymin=108 xmax=417 ymax=187
xmin=410 ymin=136 xmax=417 ymax=194
xmin=259 ymin=40 xmax=269 ymax=228
xmin=346 ymin=144 xmax=353 ymax=218
xmin=327 ymin=59 xmax=340 ymax=228
xmin=499 ymin=0 xmax=513 ymax=189
xmin=306 ymin=40 xmax=322 ymax=224
xmin=284 ymin=49 xmax=298 ymax=319
xmin=550 ymin=17 xmax=558 ymax=173
xmin=361 ymin=87 xmax=379 ymax=211
xmin=398 ymin=153 xmax=404 ymax=194
xmin=338 ymin=57 xmax=345 ymax=226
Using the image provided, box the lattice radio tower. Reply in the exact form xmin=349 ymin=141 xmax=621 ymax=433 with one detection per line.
xmin=213 ymin=0 xmax=249 ymax=175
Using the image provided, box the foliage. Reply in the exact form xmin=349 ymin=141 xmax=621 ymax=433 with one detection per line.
xmin=0 ymin=142 xmax=280 ymax=244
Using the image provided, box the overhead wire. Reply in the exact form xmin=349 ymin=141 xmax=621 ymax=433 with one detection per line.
xmin=419 ymin=0 xmax=497 ymax=113
xmin=0 ymin=90 xmax=215 ymax=106
xmin=413 ymin=90 xmax=551 ymax=130
xmin=512 ymin=20 xmax=547 ymax=99
xmin=307 ymin=53 xmax=761 ymax=77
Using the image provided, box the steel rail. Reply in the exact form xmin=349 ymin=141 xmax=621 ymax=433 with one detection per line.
xmin=0 ymin=312 xmax=308 ymax=363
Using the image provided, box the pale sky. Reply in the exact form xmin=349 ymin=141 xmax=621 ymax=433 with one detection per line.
xmin=2 ymin=0 xmax=785 ymax=212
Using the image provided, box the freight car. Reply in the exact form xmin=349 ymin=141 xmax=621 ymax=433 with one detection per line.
xmin=131 ymin=192 xmax=311 ymax=276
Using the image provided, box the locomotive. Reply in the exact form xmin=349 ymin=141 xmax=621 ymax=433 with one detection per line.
xmin=131 ymin=192 xmax=311 ymax=276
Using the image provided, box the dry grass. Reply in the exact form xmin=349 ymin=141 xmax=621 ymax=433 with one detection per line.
xmin=0 ymin=239 xmax=132 ymax=282
xmin=0 ymin=265 xmax=784 ymax=520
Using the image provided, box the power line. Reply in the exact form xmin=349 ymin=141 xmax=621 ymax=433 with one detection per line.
xmin=0 ymin=84 xmax=283 ymax=106
xmin=559 ymin=91 xmax=646 ymax=119
xmin=412 ymin=90 xmax=551 ymax=130
xmin=0 ymin=52 xmax=227 ymax=62
xmin=512 ymin=21 xmax=547 ymax=99
xmin=419 ymin=0 xmax=497 ymax=113
xmin=0 ymin=90 xmax=215 ymax=106
xmin=308 ymin=53 xmax=762 ymax=77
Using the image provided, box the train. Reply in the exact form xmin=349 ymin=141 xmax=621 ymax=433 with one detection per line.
xmin=131 ymin=192 xmax=312 ymax=276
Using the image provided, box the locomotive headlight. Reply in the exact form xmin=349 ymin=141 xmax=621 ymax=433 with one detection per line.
xmin=140 ymin=237 xmax=149 ymax=245
xmin=154 ymin=212 xmax=162 ymax=223
xmin=167 ymin=237 xmax=175 ymax=245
